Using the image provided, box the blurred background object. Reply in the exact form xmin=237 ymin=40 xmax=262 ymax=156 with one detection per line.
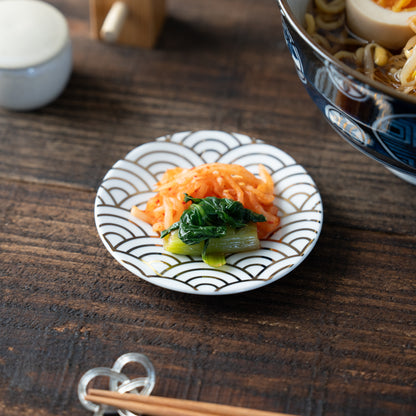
xmin=89 ymin=0 xmax=166 ymax=48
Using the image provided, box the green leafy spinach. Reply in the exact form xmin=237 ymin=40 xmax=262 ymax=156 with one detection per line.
xmin=161 ymin=194 xmax=266 ymax=265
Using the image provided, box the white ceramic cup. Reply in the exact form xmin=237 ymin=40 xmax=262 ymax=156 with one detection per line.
xmin=0 ymin=0 xmax=72 ymax=111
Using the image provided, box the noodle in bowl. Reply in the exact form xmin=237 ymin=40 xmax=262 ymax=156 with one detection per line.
xmin=276 ymin=0 xmax=416 ymax=184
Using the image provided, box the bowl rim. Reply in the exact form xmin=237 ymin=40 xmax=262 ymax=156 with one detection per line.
xmin=277 ymin=0 xmax=416 ymax=106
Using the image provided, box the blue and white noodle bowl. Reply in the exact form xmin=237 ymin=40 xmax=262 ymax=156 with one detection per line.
xmin=277 ymin=0 xmax=416 ymax=184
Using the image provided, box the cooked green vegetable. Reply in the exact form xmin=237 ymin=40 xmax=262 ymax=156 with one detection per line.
xmin=161 ymin=194 xmax=266 ymax=267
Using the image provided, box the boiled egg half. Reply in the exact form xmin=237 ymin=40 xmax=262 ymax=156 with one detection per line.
xmin=346 ymin=0 xmax=416 ymax=50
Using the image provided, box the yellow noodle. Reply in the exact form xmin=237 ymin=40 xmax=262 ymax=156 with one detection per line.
xmin=334 ymin=50 xmax=357 ymax=63
xmin=304 ymin=13 xmax=316 ymax=35
xmin=355 ymin=47 xmax=365 ymax=64
xmin=404 ymin=35 xmax=416 ymax=57
xmin=304 ymin=0 xmax=416 ymax=94
xmin=312 ymin=33 xmax=332 ymax=49
xmin=400 ymin=48 xmax=416 ymax=84
xmin=315 ymin=0 xmax=345 ymax=14
xmin=408 ymin=15 xmax=416 ymax=33
xmin=315 ymin=13 xmax=345 ymax=30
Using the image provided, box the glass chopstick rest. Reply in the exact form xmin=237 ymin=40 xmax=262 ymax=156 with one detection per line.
xmin=78 ymin=352 xmax=156 ymax=416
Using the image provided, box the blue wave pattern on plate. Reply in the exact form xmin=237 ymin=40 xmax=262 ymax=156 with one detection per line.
xmin=95 ymin=130 xmax=323 ymax=295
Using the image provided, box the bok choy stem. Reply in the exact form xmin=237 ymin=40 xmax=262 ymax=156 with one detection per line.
xmin=161 ymin=195 xmax=265 ymax=267
xmin=163 ymin=223 xmax=260 ymax=260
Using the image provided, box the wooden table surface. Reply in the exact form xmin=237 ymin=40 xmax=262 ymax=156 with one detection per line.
xmin=1 ymin=1 xmax=415 ymax=415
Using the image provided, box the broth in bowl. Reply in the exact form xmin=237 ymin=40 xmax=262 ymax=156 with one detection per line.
xmin=277 ymin=0 xmax=416 ymax=184
xmin=305 ymin=0 xmax=416 ymax=95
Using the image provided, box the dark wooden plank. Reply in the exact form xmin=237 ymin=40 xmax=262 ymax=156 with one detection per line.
xmin=1 ymin=177 xmax=415 ymax=416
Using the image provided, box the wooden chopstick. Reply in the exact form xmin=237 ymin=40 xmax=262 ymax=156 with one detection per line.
xmin=85 ymin=388 xmax=298 ymax=416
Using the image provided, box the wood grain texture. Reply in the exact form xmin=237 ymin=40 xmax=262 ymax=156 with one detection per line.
xmin=0 ymin=1 xmax=415 ymax=416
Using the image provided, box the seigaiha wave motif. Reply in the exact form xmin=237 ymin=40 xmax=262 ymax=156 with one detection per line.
xmin=95 ymin=130 xmax=323 ymax=295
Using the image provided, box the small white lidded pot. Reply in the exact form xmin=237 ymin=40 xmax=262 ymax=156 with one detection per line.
xmin=0 ymin=0 xmax=72 ymax=111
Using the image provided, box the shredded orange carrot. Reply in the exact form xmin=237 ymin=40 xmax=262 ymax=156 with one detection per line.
xmin=131 ymin=163 xmax=280 ymax=239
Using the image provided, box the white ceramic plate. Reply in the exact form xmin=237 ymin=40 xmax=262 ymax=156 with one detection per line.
xmin=94 ymin=130 xmax=323 ymax=295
